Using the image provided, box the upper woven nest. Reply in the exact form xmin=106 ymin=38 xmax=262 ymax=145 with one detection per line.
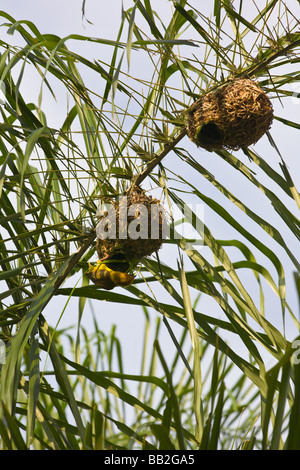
xmin=186 ymin=78 xmax=274 ymax=151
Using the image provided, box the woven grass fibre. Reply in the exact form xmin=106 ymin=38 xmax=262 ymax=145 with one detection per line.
xmin=96 ymin=186 xmax=166 ymax=263
xmin=186 ymin=78 xmax=274 ymax=151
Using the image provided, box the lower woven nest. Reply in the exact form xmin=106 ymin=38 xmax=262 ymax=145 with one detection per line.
xmin=86 ymin=186 xmax=166 ymax=290
xmin=186 ymin=78 xmax=274 ymax=151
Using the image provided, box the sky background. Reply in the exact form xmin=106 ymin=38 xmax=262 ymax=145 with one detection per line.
xmin=0 ymin=1 xmax=299 ymax=381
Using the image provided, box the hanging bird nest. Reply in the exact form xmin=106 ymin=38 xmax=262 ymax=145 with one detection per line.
xmin=88 ymin=186 xmax=166 ymax=290
xmin=95 ymin=185 xmax=166 ymax=265
xmin=186 ymin=78 xmax=274 ymax=151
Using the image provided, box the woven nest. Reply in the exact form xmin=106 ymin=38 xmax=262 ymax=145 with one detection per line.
xmin=96 ymin=186 xmax=166 ymax=264
xmin=186 ymin=78 xmax=274 ymax=151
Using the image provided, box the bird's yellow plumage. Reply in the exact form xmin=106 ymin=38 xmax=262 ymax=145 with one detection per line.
xmin=86 ymin=261 xmax=134 ymax=290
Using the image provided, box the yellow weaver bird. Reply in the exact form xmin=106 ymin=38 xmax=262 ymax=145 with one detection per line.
xmin=86 ymin=261 xmax=134 ymax=290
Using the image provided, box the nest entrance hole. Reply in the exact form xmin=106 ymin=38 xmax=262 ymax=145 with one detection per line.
xmin=197 ymin=122 xmax=224 ymax=148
